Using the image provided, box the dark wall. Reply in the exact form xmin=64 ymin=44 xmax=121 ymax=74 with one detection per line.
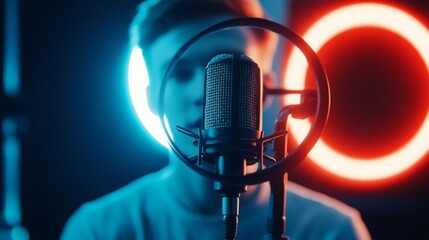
xmin=16 ymin=1 xmax=429 ymax=239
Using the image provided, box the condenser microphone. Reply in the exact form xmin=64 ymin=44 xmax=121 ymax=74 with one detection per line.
xmin=202 ymin=53 xmax=263 ymax=240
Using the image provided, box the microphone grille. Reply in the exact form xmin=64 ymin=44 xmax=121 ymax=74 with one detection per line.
xmin=239 ymin=62 xmax=260 ymax=129
xmin=203 ymin=53 xmax=261 ymax=130
xmin=204 ymin=58 xmax=233 ymax=128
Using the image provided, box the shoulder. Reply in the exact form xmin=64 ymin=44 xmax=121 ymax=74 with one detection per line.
xmin=286 ymin=182 xmax=371 ymax=239
xmin=287 ymin=181 xmax=358 ymax=220
xmin=60 ymin=169 xmax=170 ymax=240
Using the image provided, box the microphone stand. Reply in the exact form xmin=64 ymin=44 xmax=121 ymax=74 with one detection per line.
xmin=265 ymin=173 xmax=289 ymax=240
xmin=264 ymin=105 xmax=291 ymax=240
xmin=265 ymin=90 xmax=317 ymax=240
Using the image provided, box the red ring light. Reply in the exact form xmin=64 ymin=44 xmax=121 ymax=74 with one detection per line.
xmin=283 ymin=3 xmax=429 ymax=181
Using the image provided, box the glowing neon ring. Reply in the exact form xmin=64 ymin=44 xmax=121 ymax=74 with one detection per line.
xmin=284 ymin=3 xmax=429 ymax=181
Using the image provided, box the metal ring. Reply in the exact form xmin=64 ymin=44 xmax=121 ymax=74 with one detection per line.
xmin=158 ymin=18 xmax=330 ymax=185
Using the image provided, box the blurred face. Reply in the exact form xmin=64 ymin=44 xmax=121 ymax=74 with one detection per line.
xmin=145 ymin=16 xmax=267 ymax=157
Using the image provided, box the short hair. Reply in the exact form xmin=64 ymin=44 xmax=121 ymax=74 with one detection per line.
xmin=129 ymin=0 xmax=276 ymax=65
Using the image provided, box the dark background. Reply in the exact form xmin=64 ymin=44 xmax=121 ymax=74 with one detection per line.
xmin=2 ymin=0 xmax=428 ymax=239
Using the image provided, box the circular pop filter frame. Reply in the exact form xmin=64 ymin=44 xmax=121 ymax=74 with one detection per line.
xmin=158 ymin=18 xmax=330 ymax=185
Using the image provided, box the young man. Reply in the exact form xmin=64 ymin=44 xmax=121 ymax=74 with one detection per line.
xmin=61 ymin=1 xmax=371 ymax=239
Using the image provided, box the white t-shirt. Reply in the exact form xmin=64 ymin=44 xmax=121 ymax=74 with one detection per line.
xmin=61 ymin=167 xmax=370 ymax=240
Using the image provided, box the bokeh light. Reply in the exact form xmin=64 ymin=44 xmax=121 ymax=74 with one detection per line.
xmin=128 ymin=46 xmax=169 ymax=148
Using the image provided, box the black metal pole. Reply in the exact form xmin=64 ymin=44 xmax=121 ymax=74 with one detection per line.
xmin=264 ymin=173 xmax=289 ymax=240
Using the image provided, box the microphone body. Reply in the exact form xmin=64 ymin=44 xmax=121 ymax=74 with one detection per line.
xmin=202 ymin=53 xmax=263 ymax=240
